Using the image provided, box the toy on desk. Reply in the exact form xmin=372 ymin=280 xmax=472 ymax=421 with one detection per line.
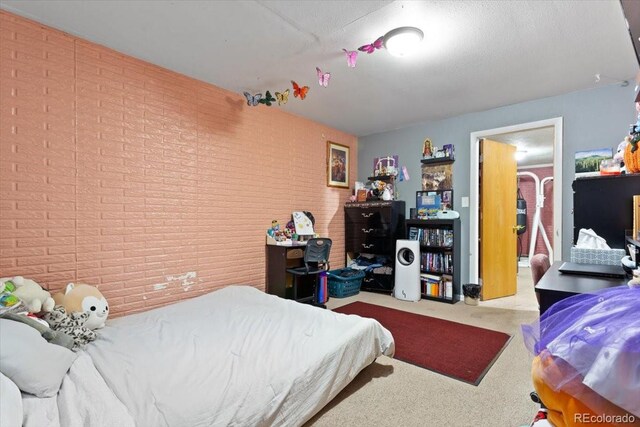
xmin=267 ymin=220 xmax=295 ymax=243
xmin=267 ymin=220 xmax=280 ymax=237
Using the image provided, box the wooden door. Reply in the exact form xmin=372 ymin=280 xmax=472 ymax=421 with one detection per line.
xmin=480 ymin=138 xmax=517 ymax=300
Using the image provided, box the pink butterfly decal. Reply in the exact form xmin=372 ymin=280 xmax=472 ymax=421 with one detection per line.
xmin=358 ymin=36 xmax=383 ymax=54
xmin=342 ymin=49 xmax=358 ymax=68
xmin=316 ymin=67 xmax=331 ymax=87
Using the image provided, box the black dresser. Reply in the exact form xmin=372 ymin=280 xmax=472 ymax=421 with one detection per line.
xmin=344 ymin=201 xmax=406 ymax=292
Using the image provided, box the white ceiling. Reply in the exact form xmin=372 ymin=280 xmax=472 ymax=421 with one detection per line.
xmin=1 ymin=1 xmax=637 ymax=137
xmin=486 ymin=126 xmax=554 ymax=167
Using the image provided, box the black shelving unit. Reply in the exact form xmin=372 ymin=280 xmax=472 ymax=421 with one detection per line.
xmin=367 ymin=175 xmax=395 ymax=181
xmin=406 ymin=218 xmax=461 ymax=303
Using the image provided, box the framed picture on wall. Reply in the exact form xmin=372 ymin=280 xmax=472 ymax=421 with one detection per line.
xmin=327 ymin=141 xmax=349 ymax=188
xmin=575 ymin=148 xmax=612 ymax=178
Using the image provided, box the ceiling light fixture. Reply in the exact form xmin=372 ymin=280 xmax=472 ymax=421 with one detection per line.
xmin=383 ymin=26 xmax=424 ymax=57
xmin=515 ymin=150 xmax=528 ymax=161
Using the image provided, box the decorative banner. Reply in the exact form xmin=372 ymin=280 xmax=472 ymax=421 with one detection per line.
xmin=358 ymin=36 xmax=383 ymax=54
xmin=243 ymin=34 xmax=388 ymax=107
xmin=275 ymin=89 xmax=289 ymax=106
xmin=316 ymin=67 xmax=331 ymax=87
xmin=291 ymin=81 xmax=309 ymax=100
xmin=400 ymin=165 xmax=410 ymax=181
xmin=243 ymin=92 xmax=262 ymax=106
xmin=342 ymin=49 xmax=358 ymax=67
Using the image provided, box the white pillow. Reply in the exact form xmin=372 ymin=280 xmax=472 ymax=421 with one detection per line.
xmin=0 ymin=372 xmax=22 ymax=427
xmin=0 ymin=319 xmax=77 ymax=397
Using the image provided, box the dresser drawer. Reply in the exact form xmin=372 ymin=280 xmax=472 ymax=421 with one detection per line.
xmin=361 ymin=272 xmax=394 ymax=292
xmin=346 ymin=223 xmax=391 ymax=242
xmin=344 ymin=206 xmax=394 ymax=226
xmin=345 ymin=237 xmax=393 ymax=254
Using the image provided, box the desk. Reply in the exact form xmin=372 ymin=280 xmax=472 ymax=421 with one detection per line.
xmin=535 ymin=262 xmax=628 ymax=315
xmin=265 ymin=244 xmax=316 ymax=303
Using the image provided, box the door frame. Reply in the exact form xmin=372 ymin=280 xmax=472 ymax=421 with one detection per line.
xmin=468 ymin=117 xmax=563 ymax=285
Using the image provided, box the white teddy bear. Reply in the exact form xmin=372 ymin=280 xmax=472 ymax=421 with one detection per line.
xmin=0 ymin=276 xmax=55 ymax=313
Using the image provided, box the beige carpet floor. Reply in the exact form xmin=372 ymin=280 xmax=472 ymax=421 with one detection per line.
xmin=305 ymin=268 xmax=540 ymax=427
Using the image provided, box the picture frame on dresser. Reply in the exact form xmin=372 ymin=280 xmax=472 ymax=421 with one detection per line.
xmin=327 ymin=141 xmax=349 ymax=188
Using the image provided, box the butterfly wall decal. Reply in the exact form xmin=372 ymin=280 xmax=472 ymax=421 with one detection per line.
xmin=342 ymin=49 xmax=358 ymax=68
xmin=275 ymin=89 xmax=289 ymax=106
xmin=291 ymin=81 xmax=309 ymax=100
xmin=316 ymin=67 xmax=331 ymax=87
xmin=358 ymin=36 xmax=384 ymax=54
xmin=243 ymin=92 xmax=263 ymax=106
xmin=258 ymin=90 xmax=276 ymax=106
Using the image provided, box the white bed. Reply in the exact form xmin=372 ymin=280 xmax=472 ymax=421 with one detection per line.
xmin=17 ymin=286 xmax=394 ymax=427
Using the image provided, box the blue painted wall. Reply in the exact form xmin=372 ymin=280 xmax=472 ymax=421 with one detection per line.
xmin=358 ymin=83 xmax=638 ymax=283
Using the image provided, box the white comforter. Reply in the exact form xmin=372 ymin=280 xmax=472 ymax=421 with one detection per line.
xmin=26 ymin=286 xmax=394 ymax=427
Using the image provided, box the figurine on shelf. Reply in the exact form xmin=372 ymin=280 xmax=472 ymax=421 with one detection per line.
xmin=442 ymin=144 xmax=455 ymax=159
xmin=381 ymin=186 xmax=393 ymax=201
xmin=422 ymin=138 xmax=433 ymax=158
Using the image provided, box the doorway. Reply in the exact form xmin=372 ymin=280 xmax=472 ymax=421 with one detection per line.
xmin=469 ymin=118 xmax=563 ymax=302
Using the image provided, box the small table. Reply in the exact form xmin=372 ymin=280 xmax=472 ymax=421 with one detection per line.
xmin=535 ymin=262 xmax=628 ymax=315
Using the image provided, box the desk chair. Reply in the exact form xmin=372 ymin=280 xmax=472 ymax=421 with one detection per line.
xmin=286 ymin=238 xmax=332 ymax=306
xmin=531 ymin=253 xmax=551 ymax=305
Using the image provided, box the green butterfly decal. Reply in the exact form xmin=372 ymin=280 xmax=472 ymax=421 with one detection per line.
xmin=259 ymin=90 xmax=276 ymax=107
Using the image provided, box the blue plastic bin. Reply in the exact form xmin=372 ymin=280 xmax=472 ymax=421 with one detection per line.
xmin=327 ymin=268 xmax=365 ymax=298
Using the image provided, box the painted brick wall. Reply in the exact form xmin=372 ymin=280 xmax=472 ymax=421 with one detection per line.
xmin=517 ymin=166 xmax=554 ymax=258
xmin=0 ymin=11 xmax=357 ymax=316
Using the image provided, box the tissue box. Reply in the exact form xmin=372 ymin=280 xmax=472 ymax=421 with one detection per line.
xmin=570 ymin=247 xmax=626 ymax=266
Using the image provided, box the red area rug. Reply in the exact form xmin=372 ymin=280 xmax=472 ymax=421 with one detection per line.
xmin=333 ymin=302 xmax=511 ymax=385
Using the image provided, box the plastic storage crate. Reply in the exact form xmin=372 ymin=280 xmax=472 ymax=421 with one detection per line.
xmin=327 ymin=268 xmax=365 ymax=298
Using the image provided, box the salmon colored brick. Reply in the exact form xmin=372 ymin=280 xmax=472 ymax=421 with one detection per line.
xmin=0 ymin=10 xmax=357 ymax=314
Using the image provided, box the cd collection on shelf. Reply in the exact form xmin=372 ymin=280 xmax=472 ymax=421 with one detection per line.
xmin=408 ymin=227 xmax=453 ymax=247
xmin=420 ymin=251 xmax=453 ymax=274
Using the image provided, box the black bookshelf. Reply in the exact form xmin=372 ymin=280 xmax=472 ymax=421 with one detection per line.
xmin=406 ymin=218 xmax=461 ymax=303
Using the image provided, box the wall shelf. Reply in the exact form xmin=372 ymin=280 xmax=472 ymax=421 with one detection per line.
xmin=367 ymin=175 xmax=396 ymax=181
xmin=420 ymin=157 xmax=455 ymax=166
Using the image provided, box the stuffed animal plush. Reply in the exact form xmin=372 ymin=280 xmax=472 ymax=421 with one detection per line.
xmin=52 ymin=283 xmax=109 ymax=330
xmin=2 ymin=312 xmax=75 ymax=350
xmin=0 ymin=276 xmax=55 ymax=314
xmin=43 ymin=306 xmax=96 ymax=351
